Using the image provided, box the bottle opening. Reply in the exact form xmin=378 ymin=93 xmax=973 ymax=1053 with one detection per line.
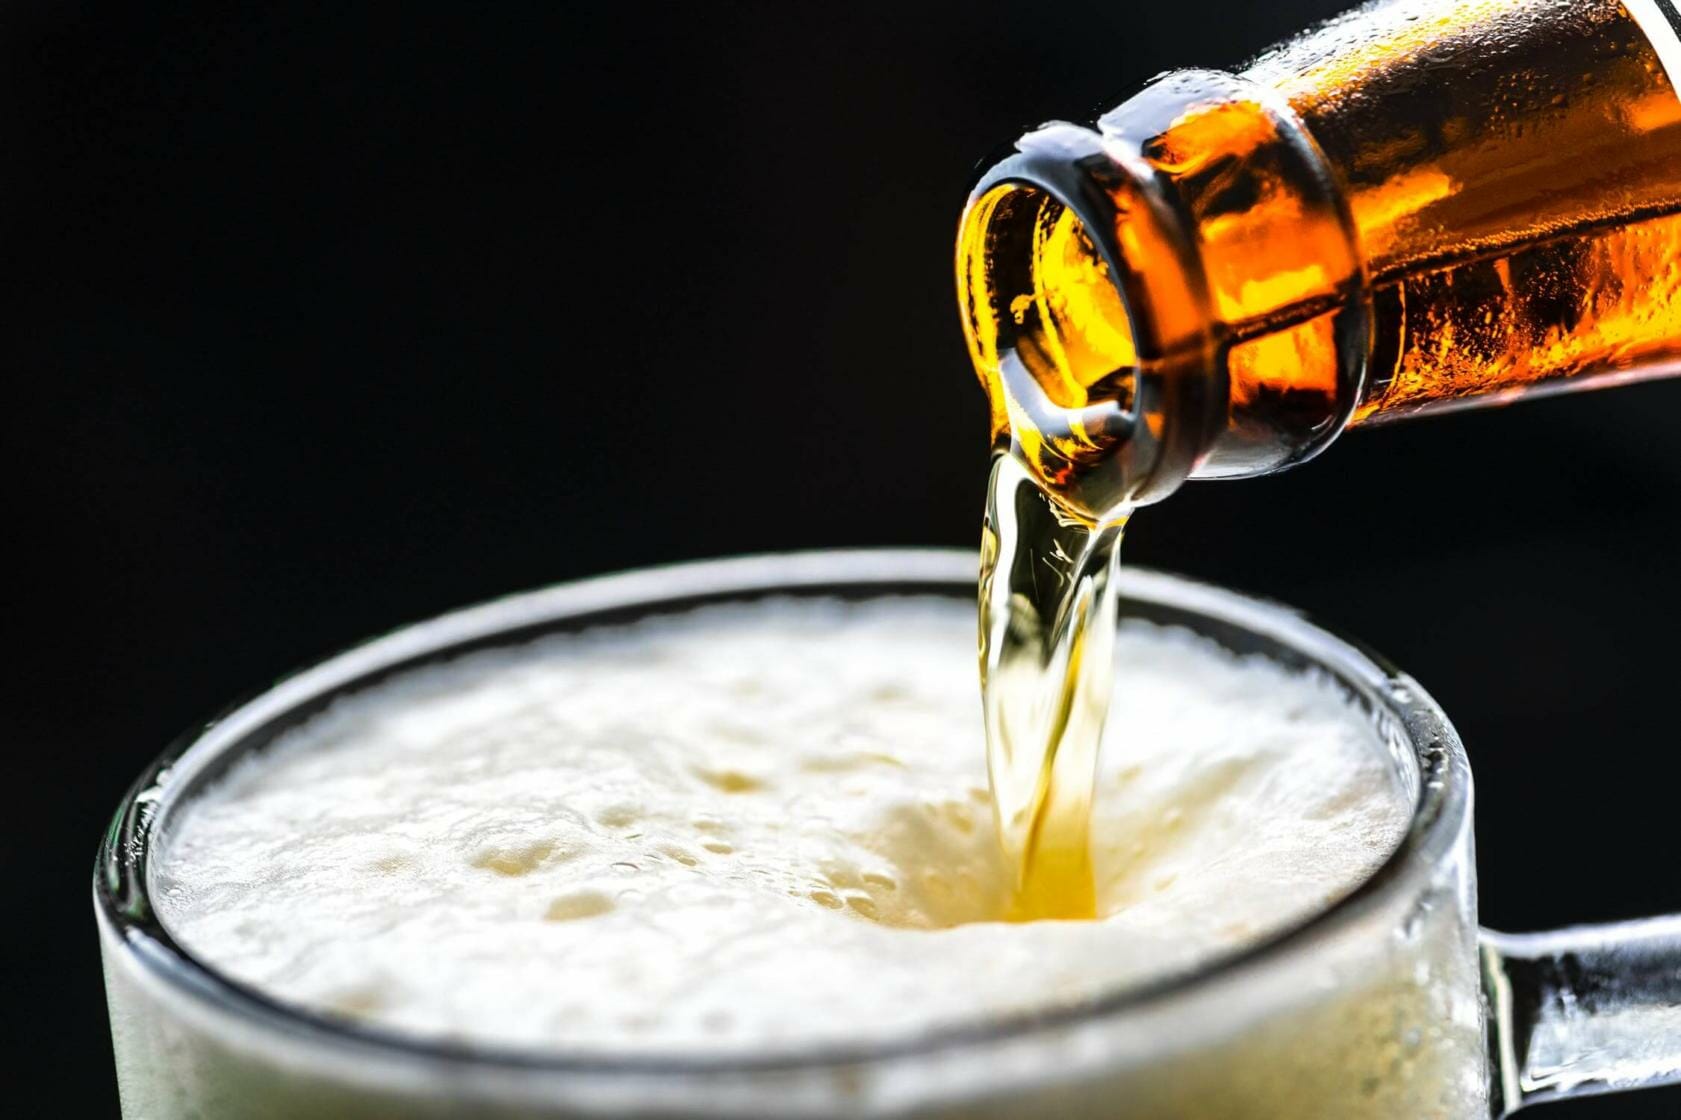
xmin=957 ymin=182 xmax=1139 ymax=515
xmin=958 ymin=73 xmax=1378 ymax=509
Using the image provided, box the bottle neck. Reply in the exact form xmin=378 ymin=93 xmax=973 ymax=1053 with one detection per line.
xmin=956 ymin=70 xmax=1369 ymax=516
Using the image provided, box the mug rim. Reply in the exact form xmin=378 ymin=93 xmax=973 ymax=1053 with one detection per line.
xmin=94 ymin=547 xmax=1472 ymax=1078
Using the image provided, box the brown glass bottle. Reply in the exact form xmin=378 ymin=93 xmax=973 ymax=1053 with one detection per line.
xmin=958 ymin=0 xmax=1681 ymax=517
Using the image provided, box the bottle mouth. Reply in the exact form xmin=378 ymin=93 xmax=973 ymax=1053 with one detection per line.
xmin=955 ymin=123 xmax=1223 ymax=517
xmin=957 ymin=181 xmax=1140 ymax=518
xmin=956 ymin=71 xmax=1372 ymax=514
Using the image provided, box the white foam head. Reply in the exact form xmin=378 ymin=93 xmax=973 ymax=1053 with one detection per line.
xmin=154 ymin=596 xmax=1410 ymax=1053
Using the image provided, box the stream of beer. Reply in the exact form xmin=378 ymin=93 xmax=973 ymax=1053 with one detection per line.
xmin=979 ymin=452 xmax=1126 ymax=920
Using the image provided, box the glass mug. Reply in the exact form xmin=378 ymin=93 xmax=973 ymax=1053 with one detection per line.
xmin=94 ymin=550 xmax=1681 ymax=1117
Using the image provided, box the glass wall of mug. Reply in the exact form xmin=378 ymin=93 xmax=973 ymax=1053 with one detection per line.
xmin=97 ymin=551 xmax=1488 ymax=1118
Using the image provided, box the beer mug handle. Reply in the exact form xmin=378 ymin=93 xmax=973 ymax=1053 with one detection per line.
xmin=1482 ymin=918 xmax=1681 ymax=1114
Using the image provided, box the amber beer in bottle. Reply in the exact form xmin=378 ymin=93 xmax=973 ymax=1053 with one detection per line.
xmin=958 ymin=0 xmax=1681 ymax=517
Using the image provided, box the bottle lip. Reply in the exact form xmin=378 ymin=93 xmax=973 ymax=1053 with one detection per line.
xmin=959 ymin=68 xmax=1372 ymax=508
xmin=961 ymin=119 xmax=1223 ymax=510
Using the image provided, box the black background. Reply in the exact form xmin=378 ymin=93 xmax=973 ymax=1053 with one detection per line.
xmin=6 ymin=2 xmax=1679 ymax=1115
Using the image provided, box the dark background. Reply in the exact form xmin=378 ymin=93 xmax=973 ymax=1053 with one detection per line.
xmin=5 ymin=1 xmax=1677 ymax=1115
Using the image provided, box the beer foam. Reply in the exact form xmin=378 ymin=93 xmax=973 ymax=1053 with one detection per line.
xmin=154 ymin=597 xmax=1410 ymax=1053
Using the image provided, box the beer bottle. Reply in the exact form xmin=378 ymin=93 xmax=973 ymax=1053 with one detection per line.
xmin=957 ymin=0 xmax=1681 ymax=516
